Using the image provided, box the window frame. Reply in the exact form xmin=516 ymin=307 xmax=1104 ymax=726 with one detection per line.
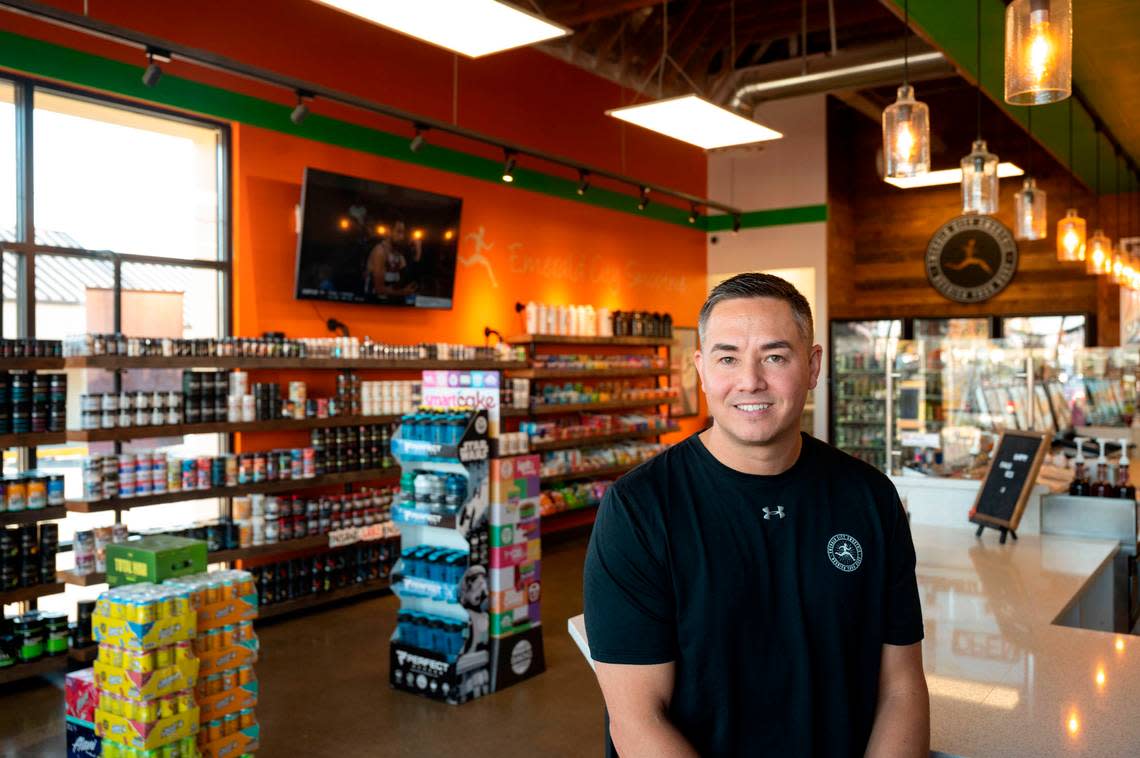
xmin=1 ymin=75 xmax=232 ymax=339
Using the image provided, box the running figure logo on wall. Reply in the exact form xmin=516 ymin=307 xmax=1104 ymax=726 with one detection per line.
xmin=926 ymin=215 xmax=1018 ymax=303
xmin=460 ymin=226 xmax=501 ymax=288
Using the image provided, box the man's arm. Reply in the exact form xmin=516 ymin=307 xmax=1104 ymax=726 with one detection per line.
xmin=594 ymin=661 xmax=697 ymax=758
xmin=865 ymin=641 xmax=929 ymax=758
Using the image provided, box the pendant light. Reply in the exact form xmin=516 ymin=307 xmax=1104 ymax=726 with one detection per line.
xmin=1014 ymin=108 xmax=1047 ymax=240
xmin=1056 ymin=98 xmax=1086 ymax=261
xmin=962 ymin=0 xmax=1000 ymax=215
xmin=1086 ymin=131 xmax=1114 ymax=276
xmin=882 ymin=0 xmax=930 ymax=179
xmin=1111 ymin=152 xmax=1131 ymax=286
xmin=1004 ymin=0 xmax=1072 ymax=105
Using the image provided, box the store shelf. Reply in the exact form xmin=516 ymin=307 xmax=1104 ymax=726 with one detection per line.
xmin=0 ymin=654 xmax=68 ymax=686
xmin=0 ymin=432 xmax=67 ymax=448
xmin=67 ymin=414 xmax=400 ymax=443
xmin=528 ymin=425 xmax=679 ymax=453
xmin=66 ymin=356 xmax=528 ymax=371
xmin=0 ymin=582 xmax=65 ymax=605
xmin=65 ymin=466 xmax=401 ymax=513
xmin=542 ymin=505 xmax=599 ymax=535
xmin=0 ymin=506 xmax=67 ymax=526
xmin=3 ymin=357 xmax=65 ymax=370
xmin=540 ymin=462 xmax=638 ymax=485
xmin=836 ymin=420 xmax=885 ymax=426
xmin=69 ymin=645 xmax=99 ymax=664
xmin=57 ymin=569 xmax=105 ymax=587
xmin=257 ymin=577 xmax=391 ymax=621
xmin=512 ymin=367 xmax=668 ymax=380
xmin=529 ymin=398 xmax=670 ymax=416
xmin=211 ymin=534 xmax=332 ymax=564
xmin=509 ymin=335 xmax=671 ymax=347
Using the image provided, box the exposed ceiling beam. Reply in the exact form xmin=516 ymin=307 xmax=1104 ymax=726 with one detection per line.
xmin=554 ymin=0 xmax=663 ymax=27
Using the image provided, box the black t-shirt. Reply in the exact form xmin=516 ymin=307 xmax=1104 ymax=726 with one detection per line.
xmin=583 ymin=433 xmax=924 ymax=757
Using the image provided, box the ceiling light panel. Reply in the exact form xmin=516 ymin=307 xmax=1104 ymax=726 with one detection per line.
xmin=313 ymin=0 xmax=570 ymax=58
xmin=607 ymin=95 xmax=782 ymax=150
xmin=884 ymin=162 xmax=1024 ymax=189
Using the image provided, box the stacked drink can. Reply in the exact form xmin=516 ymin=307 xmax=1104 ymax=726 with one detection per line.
xmin=79 ymin=390 xmax=181 ymax=431
xmin=0 ymin=337 xmax=62 ymax=357
xmin=0 ymin=372 xmax=66 ymax=434
xmin=79 ymin=447 xmax=318 ymax=503
xmin=92 ymin=583 xmax=200 ymax=756
xmin=163 ymin=570 xmax=259 ymax=757
xmin=0 ymin=523 xmax=56 ymax=589
xmin=0 ymin=471 xmax=65 ymax=512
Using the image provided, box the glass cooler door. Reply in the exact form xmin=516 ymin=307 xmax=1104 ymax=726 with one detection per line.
xmin=830 ymin=320 xmax=900 ymax=472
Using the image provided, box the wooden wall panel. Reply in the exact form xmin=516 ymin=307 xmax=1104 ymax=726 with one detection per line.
xmin=827 ymin=95 xmax=1128 ymax=346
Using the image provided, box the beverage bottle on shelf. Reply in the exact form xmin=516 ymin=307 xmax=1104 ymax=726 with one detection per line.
xmin=1116 ymin=438 xmax=1136 ymax=500
xmin=524 ymin=302 xmax=538 ymax=335
xmin=1069 ymin=436 xmax=1090 ymax=496
xmin=1090 ymin=438 xmax=1112 ymax=498
xmin=535 ymin=303 xmax=548 ymax=336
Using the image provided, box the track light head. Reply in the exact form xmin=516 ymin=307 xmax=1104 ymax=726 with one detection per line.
xmin=732 ymin=214 xmax=742 ymax=234
xmin=637 ymin=186 xmax=650 ymax=211
xmin=577 ymin=170 xmax=591 ymax=196
xmin=502 ymin=150 xmax=517 ymax=183
xmin=410 ymin=124 xmax=428 ymax=153
xmin=290 ymin=90 xmax=314 ymax=125
xmin=141 ymin=47 xmax=170 ymax=88
xmin=688 ymin=203 xmax=699 ymax=224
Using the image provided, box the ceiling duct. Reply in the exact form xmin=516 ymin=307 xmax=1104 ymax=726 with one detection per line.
xmin=725 ymin=41 xmax=953 ymax=113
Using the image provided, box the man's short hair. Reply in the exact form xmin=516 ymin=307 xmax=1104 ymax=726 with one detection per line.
xmin=698 ymin=273 xmax=814 ymax=346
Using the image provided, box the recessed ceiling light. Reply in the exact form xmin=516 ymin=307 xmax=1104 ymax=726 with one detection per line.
xmin=606 ymin=95 xmax=782 ymax=150
xmin=312 ymin=0 xmax=571 ymax=58
xmin=884 ymin=162 xmax=1024 ymax=189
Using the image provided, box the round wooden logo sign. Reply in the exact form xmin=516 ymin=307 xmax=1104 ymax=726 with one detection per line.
xmin=926 ymin=215 xmax=1018 ymax=303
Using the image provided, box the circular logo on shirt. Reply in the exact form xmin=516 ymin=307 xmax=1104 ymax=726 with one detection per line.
xmin=827 ymin=534 xmax=863 ymax=572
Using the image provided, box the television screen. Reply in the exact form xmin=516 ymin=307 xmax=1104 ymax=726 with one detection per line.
xmin=294 ymin=168 xmax=462 ymax=309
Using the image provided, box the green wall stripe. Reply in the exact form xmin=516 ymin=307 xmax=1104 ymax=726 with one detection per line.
xmin=0 ymin=27 xmax=824 ymax=233
xmin=891 ymin=0 xmax=1128 ymax=196
xmin=705 ymin=204 xmax=828 ymax=232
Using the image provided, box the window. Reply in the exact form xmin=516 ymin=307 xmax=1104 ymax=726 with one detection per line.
xmin=2 ymin=80 xmax=229 ymax=617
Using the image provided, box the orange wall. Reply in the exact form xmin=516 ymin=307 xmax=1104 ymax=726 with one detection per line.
xmin=3 ymin=2 xmax=709 ymax=431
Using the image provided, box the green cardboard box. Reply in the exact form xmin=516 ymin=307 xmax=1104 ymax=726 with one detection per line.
xmin=105 ymin=535 xmax=207 ymax=587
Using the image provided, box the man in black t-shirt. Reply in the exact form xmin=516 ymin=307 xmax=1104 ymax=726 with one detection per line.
xmin=583 ymin=273 xmax=928 ymax=757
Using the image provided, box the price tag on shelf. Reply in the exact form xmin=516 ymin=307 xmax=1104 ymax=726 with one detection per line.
xmin=327 ymin=524 xmax=387 ymax=549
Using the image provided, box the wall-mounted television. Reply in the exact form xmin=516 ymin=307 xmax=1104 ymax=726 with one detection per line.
xmin=294 ymin=167 xmax=462 ymax=309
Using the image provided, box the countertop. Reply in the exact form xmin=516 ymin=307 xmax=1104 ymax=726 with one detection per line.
xmin=568 ymin=524 xmax=1134 ymax=757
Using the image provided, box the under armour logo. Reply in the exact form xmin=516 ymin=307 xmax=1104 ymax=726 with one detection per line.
xmin=762 ymin=506 xmax=785 ymax=520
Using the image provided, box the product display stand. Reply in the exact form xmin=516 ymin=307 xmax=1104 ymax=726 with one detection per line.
xmin=389 ymin=408 xmax=494 ymax=704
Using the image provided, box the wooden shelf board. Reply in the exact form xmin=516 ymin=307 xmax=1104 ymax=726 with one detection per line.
xmin=0 ymin=582 xmax=65 ymax=605
xmin=65 ymin=356 xmax=527 ymax=371
xmin=508 ymin=335 xmax=671 ymax=347
xmin=528 ymin=425 xmax=679 ymax=453
xmin=67 ymin=414 xmax=400 ymax=442
xmin=0 ymin=653 xmax=68 ymax=686
xmin=65 ymin=467 xmax=401 ymax=513
xmin=513 ymin=367 xmax=669 ymax=380
xmin=0 ymin=506 xmax=67 ymax=526
xmin=542 ymin=505 xmax=600 ymax=535
xmin=0 ymin=432 xmax=67 ymax=448
xmin=540 ymin=462 xmax=637 ymax=485
xmin=529 ymin=398 xmax=670 ymax=416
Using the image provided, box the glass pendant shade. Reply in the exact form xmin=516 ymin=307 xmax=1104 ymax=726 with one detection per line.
xmin=1004 ymin=0 xmax=1072 ymax=105
xmin=1112 ymin=249 xmax=1135 ymax=288
xmin=1014 ymin=176 xmax=1048 ymax=240
xmin=882 ymin=84 xmax=930 ymax=179
xmin=961 ymin=139 xmax=1000 ymax=214
xmin=1085 ymin=229 xmax=1114 ymax=275
xmin=1056 ymin=208 xmax=1086 ymax=261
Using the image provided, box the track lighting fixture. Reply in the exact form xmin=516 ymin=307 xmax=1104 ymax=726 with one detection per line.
xmin=688 ymin=204 xmax=698 ymax=224
xmin=410 ymin=124 xmax=427 ymax=153
xmin=290 ymin=91 xmax=312 ymax=125
xmin=576 ymin=170 xmax=590 ymax=195
xmin=732 ymin=215 xmax=742 ymax=234
xmin=501 ymin=150 xmax=516 ymax=183
xmin=142 ymin=47 xmax=170 ymax=88
xmin=637 ymin=186 xmax=650 ymax=211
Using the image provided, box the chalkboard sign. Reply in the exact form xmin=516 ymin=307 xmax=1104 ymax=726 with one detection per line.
xmin=969 ymin=429 xmax=1049 ymax=541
